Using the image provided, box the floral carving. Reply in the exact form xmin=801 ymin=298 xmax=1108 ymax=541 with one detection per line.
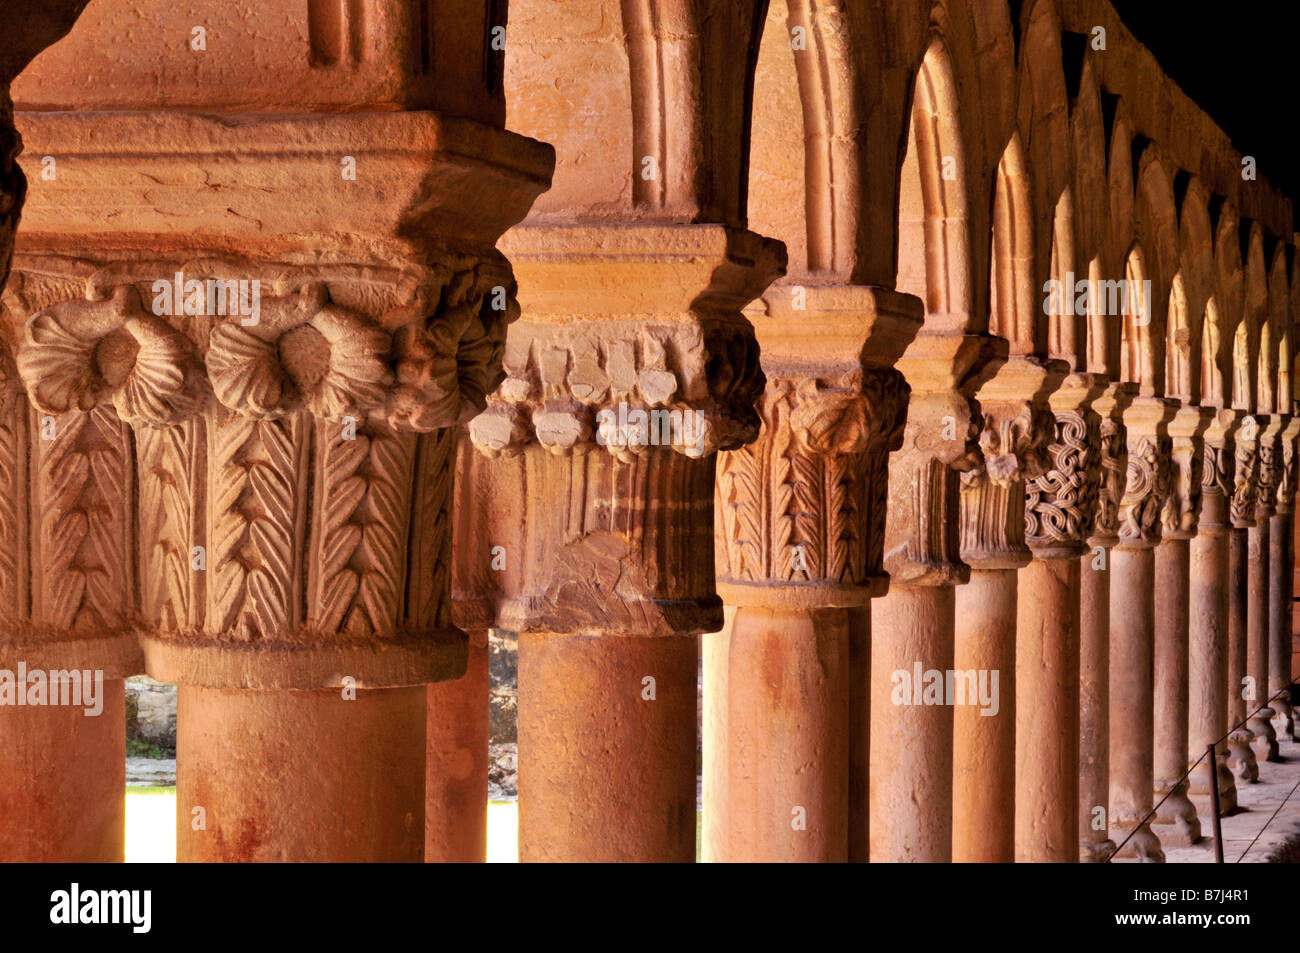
xmin=17 ymin=286 xmax=203 ymax=428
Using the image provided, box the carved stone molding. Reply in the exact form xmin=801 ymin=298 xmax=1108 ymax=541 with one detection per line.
xmin=1160 ymin=405 xmax=1211 ymax=540
xmin=1231 ymin=415 xmax=1260 ymax=529
xmin=958 ymin=356 xmax=1064 ymax=570
xmin=1024 ymin=373 xmax=1106 ymax=559
xmin=1116 ymin=397 xmax=1177 ymax=550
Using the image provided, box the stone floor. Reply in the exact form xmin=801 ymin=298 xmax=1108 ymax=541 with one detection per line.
xmin=1117 ymin=733 xmax=1300 ymax=863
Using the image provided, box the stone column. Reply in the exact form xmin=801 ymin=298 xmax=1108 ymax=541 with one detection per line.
xmin=953 ymin=357 xmax=1060 ymax=862
xmin=1247 ymin=418 xmax=1281 ymax=761
xmin=1108 ymin=395 xmax=1175 ymax=861
xmin=1226 ymin=416 xmax=1259 ymax=780
xmin=1078 ymin=385 xmax=1126 ymax=861
xmin=869 ymin=332 xmax=1005 ymax=862
xmin=706 ymin=285 xmax=918 ymax=862
xmin=7 ymin=0 xmax=555 ymax=862
xmin=425 ymin=627 xmax=489 ymax=862
xmin=0 ymin=0 xmax=128 ymax=864
xmin=1270 ymin=414 xmax=1300 ymax=741
xmin=458 ymin=224 xmax=784 ymax=862
xmin=1187 ymin=410 xmax=1239 ymax=817
xmin=1150 ymin=404 xmax=1208 ymax=846
xmin=1019 ymin=374 xmax=1104 ymax=861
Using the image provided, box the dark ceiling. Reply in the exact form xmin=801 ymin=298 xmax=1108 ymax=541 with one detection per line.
xmin=1109 ymin=0 xmax=1299 ymax=213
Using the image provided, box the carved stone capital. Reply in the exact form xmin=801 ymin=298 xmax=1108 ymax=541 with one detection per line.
xmin=1024 ymin=373 xmax=1107 ymax=559
xmin=1198 ymin=408 xmax=1239 ymax=532
xmin=470 ymin=225 xmax=784 ymax=460
xmin=715 ymin=368 xmax=909 ymax=606
xmin=1231 ymin=414 xmax=1260 ymax=528
xmin=1159 ymin=404 xmax=1212 ymax=540
xmin=714 ymin=284 xmax=920 ymax=608
xmin=1277 ymin=416 xmax=1300 ymax=515
xmin=1255 ymin=416 xmax=1283 ymax=519
xmin=1 ymin=252 xmax=522 ymax=688
xmin=1086 ymin=383 xmax=1133 ymax=548
xmin=883 ymin=331 xmax=1008 ymax=586
xmin=1116 ymin=396 xmax=1177 ymax=550
xmin=454 ymin=223 xmax=786 ymax=637
xmin=959 ymin=356 xmax=1065 ymax=570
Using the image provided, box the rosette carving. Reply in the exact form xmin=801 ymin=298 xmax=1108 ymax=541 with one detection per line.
xmin=1118 ymin=435 xmax=1173 ymax=547
xmin=1024 ymin=410 xmax=1101 ymax=553
xmin=16 ymin=285 xmax=203 ymax=428
xmin=207 ymin=284 xmax=391 ymax=421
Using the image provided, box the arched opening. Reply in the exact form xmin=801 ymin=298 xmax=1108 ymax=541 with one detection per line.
xmin=990 ymin=135 xmax=1035 ymax=353
xmin=1120 ymin=246 xmax=1154 ymax=392
xmin=896 ymin=38 xmax=969 ymax=324
xmin=1165 ymin=272 xmax=1190 ymax=401
xmin=1200 ymin=297 xmax=1223 ymax=406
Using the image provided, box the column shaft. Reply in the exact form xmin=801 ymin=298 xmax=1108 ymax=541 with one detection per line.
xmin=848 ymin=606 xmax=871 ymax=862
xmin=1079 ymin=547 xmax=1117 ymax=860
xmin=425 ymin=628 xmax=489 ymax=862
xmin=1269 ymin=511 xmax=1294 ymax=739
xmin=177 ymin=686 xmax=426 ymax=862
xmin=1152 ymin=539 xmax=1200 ymax=844
xmin=1015 ymin=557 xmax=1079 ymax=861
xmin=1108 ymin=547 xmax=1164 ymax=860
xmin=518 ymin=632 xmax=697 ymax=862
xmin=1226 ymin=527 xmax=1259 ymax=779
xmin=707 ymin=607 xmax=848 ymax=861
xmin=1188 ymin=529 xmax=1236 ymax=814
xmin=869 ymin=585 xmax=955 ymax=862
xmin=1247 ymin=521 xmax=1279 ymax=760
xmin=0 ymin=681 xmax=125 ymax=861
xmin=952 ymin=569 xmax=1016 ymax=862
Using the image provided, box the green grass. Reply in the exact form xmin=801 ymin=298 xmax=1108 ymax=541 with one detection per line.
xmin=126 ymin=785 xmax=175 ymax=796
xmin=126 ymin=737 xmax=174 ymax=759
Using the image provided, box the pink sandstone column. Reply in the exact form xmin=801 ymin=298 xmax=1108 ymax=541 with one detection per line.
xmin=1187 ymin=413 xmax=1239 ymax=818
xmin=1226 ymin=422 xmax=1259 ymax=781
xmin=1269 ymin=415 xmax=1299 ymax=740
xmin=1150 ymin=406 xmax=1208 ymax=846
xmin=1078 ymin=387 xmax=1126 ymax=861
xmin=1020 ymin=375 xmax=1105 ymax=861
xmin=869 ymin=335 xmax=1005 ymax=862
xmin=0 ymin=0 xmax=128 ymax=863
xmin=425 ymin=628 xmax=490 ymax=862
xmin=954 ymin=358 xmax=1061 ymax=863
xmin=1246 ymin=421 xmax=1280 ymax=761
xmin=707 ymin=287 xmax=917 ymax=862
xmin=1108 ymin=396 xmax=1174 ymax=861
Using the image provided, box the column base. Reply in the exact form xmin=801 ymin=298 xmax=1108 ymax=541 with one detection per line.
xmin=1151 ymin=779 xmax=1201 ymax=846
xmin=1271 ymin=699 xmax=1295 ymax=742
xmin=1227 ymin=728 xmax=1259 ymax=781
xmin=1248 ymin=708 xmax=1280 ymax=762
xmin=1080 ymin=838 xmax=1117 ymax=863
xmin=1188 ymin=757 xmax=1239 ymax=817
xmin=1110 ymin=820 xmax=1165 ymax=862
